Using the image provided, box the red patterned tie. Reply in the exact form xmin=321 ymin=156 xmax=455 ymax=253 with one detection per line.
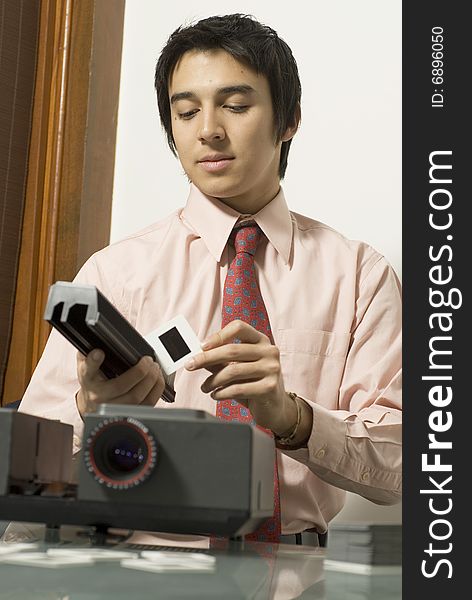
xmin=216 ymin=222 xmax=281 ymax=543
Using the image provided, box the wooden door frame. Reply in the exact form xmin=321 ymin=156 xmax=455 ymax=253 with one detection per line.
xmin=2 ymin=0 xmax=125 ymax=405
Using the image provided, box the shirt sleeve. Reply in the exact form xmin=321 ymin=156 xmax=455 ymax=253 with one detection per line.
xmin=18 ymin=255 xmax=118 ymax=455
xmin=283 ymin=256 xmax=402 ymax=505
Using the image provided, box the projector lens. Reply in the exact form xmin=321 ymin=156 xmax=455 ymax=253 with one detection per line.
xmin=106 ymin=438 xmax=145 ymax=473
xmin=84 ymin=417 xmax=157 ymax=489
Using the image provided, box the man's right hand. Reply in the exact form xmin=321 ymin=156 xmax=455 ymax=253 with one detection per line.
xmin=76 ymin=349 xmax=165 ymax=418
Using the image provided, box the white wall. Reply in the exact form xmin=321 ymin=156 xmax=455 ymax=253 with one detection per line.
xmin=112 ymin=0 xmax=402 ymax=523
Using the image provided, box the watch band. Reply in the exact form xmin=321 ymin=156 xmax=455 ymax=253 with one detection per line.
xmin=273 ymin=392 xmax=302 ymax=446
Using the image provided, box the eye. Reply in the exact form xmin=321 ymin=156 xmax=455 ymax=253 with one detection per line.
xmin=178 ymin=109 xmax=198 ymax=120
xmin=224 ymin=105 xmax=249 ymax=113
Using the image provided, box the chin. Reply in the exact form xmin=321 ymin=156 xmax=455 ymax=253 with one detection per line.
xmin=192 ymin=176 xmax=244 ymax=200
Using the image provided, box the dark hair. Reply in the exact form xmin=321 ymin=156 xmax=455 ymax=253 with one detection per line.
xmin=154 ymin=14 xmax=301 ymax=179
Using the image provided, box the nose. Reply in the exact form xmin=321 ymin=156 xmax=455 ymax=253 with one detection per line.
xmin=198 ymin=109 xmax=225 ymax=142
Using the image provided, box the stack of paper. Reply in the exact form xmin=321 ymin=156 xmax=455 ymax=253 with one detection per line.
xmin=326 ymin=524 xmax=402 ymax=566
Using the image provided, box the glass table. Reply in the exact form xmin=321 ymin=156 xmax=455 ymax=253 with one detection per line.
xmin=0 ymin=522 xmax=401 ymax=599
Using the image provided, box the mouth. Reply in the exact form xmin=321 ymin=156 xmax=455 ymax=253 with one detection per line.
xmin=198 ymin=155 xmax=235 ymax=173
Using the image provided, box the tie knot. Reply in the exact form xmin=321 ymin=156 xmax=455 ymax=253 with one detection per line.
xmin=232 ymin=224 xmax=262 ymax=257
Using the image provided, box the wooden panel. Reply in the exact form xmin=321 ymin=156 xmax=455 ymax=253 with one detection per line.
xmin=0 ymin=0 xmax=41 ymax=402
xmin=2 ymin=0 xmax=125 ymax=405
xmin=77 ymin=1 xmax=126 ymax=270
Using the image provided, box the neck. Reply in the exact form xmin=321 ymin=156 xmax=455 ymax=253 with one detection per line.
xmin=218 ymin=181 xmax=281 ymax=214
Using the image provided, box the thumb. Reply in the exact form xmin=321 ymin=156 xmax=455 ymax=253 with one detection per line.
xmin=84 ymin=349 xmax=106 ymax=380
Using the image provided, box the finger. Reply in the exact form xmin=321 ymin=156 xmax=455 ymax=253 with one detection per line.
xmin=201 ymin=320 xmax=267 ymax=350
xmin=206 ymin=364 xmax=224 ymax=375
xmin=138 ymin=366 xmax=166 ymax=406
xmin=201 ymin=361 xmax=266 ymax=393
xmin=103 ymin=365 xmax=162 ymax=406
xmin=141 ymin=377 xmax=165 ymax=406
xmin=210 ymin=380 xmax=265 ymax=401
xmin=186 ymin=343 xmax=262 ymax=372
xmin=102 ymin=356 xmax=159 ymax=398
xmin=77 ymin=349 xmax=106 ymax=386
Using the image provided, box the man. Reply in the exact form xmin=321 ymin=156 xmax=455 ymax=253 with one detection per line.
xmin=19 ymin=14 xmax=402 ymax=545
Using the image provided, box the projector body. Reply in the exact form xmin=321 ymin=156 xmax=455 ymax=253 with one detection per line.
xmin=0 ymin=406 xmax=275 ymax=538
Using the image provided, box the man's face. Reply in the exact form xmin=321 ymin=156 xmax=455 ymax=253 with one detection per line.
xmin=169 ymin=49 xmax=284 ymax=213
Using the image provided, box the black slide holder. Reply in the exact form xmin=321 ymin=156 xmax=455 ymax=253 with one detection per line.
xmin=43 ymin=282 xmax=175 ymax=403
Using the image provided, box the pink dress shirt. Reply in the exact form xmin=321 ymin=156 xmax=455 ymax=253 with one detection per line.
xmin=19 ymin=184 xmax=402 ymax=535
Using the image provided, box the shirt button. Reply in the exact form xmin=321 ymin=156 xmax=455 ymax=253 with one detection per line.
xmin=315 ymin=449 xmax=326 ymax=459
xmin=361 ymin=472 xmax=369 ymax=481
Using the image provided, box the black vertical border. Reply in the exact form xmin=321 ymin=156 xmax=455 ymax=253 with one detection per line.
xmin=403 ymin=1 xmax=468 ymax=596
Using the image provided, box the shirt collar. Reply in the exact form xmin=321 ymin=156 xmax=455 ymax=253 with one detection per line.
xmin=182 ymin=183 xmax=293 ymax=264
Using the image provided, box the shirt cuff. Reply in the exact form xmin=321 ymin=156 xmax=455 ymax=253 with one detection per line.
xmin=279 ymin=397 xmax=402 ymax=503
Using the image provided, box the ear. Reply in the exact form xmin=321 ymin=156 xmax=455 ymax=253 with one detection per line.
xmin=281 ymin=102 xmax=301 ymax=142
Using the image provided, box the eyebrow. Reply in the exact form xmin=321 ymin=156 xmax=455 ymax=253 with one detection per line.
xmin=170 ymin=85 xmax=256 ymax=105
